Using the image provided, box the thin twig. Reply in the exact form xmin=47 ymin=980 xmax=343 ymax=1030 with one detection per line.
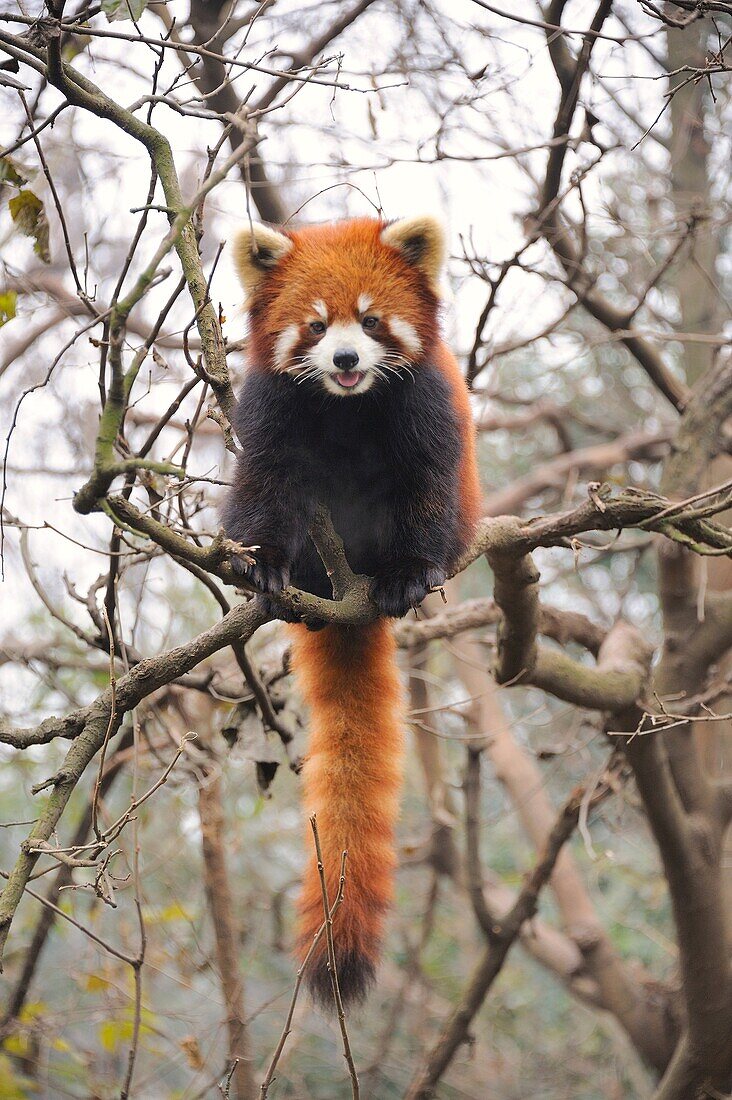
xmin=91 ymin=606 xmax=118 ymax=842
xmin=260 ymin=849 xmax=348 ymax=1099
xmin=309 ymin=816 xmax=359 ymax=1099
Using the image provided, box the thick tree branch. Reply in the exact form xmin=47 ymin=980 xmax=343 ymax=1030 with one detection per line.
xmin=395 ymin=596 xmax=607 ymax=654
xmin=529 ymin=622 xmax=652 ymax=710
xmin=624 ymin=717 xmax=732 ymax=1098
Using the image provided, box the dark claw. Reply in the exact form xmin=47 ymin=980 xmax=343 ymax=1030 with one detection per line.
xmin=250 ymin=562 xmax=290 ymax=594
xmin=231 ymin=551 xmax=290 ymax=595
xmin=231 ymin=554 xmax=253 ymax=577
xmin=369 ymin=562 xmax=446 ymax=619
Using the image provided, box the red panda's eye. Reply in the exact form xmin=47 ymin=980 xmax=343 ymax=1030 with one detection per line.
xmin=309 ymin=320 xmax=326 ymax=335
xmin=362 ymin=315 xmax=379 ymax=330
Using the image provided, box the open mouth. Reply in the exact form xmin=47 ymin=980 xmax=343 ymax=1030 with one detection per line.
xmin=334 ymin=370 xmax=365 ymax=389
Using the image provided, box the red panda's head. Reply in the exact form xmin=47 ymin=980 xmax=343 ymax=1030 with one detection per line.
xmin=231 ymin=217 xmax=444 ymax=396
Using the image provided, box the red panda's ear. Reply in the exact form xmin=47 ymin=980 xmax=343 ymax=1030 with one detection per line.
xmin=232 ymin=223 xmax=292 ymax=298
xmin=380 ymin=217 xmax=445 ymax=293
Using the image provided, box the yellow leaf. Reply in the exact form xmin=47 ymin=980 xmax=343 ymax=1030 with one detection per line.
xmin=0 ymin=1053 xmax=32 ymax=1100
xmin=149 ymin=902 xmax=194 ymax=924
xmin=86 ymin=973 xmax=111 ymax=992
xmin=2 ymin=1035 xmax=28 ymax=1058
xmin=98 ymin=1019 xmax=130 ymax=1053
xmin=18 ymin=1001 xmax=45 ymax=1023
xmin=98 ymin=1010 xmax=154 ymax=1055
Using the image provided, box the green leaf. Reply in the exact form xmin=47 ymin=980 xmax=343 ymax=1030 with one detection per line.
xmin=101 ymin=0 xmax=147 ymax=22
xmin=0 ymin=155 xmax=27 ymax=191
xmin=0 ymin=291 xmax=17 ymax=328
xmin=62 ymin=35 xmax=92 ymax=62
xmin=8 ymin=189 xmax=51 ymax=264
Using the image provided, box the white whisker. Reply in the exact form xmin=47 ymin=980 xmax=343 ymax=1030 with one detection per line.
xmin=378 ymin=351 xmax=416 ymax=383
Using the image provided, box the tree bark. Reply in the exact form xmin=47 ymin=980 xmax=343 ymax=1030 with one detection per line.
xmin=199 ymin=771 xmax=255 ymax=1100
xmin=667 ymin=16 xmax=732 ymax=933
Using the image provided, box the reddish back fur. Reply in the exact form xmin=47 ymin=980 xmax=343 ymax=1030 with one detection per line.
xmin=291 ymin=620 xmax=404 ymax=1005
xmin=432 ymin=340 xmax=482 ymax=543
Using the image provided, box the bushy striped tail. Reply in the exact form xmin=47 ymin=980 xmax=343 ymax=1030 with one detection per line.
xmin=289 ymin=620 xmax=403 ymax=1007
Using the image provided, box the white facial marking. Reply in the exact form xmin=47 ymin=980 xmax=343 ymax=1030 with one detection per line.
xmin=357 ymin=293 xmax=373 ymax=315
xmin=273 ymin=323 xmax=300 ymax=371
xmin=388 ymin=316 xmax=422 ymax=357
xmin=307 ymin=321 xmax=382 ymax=396
xmin=312 ymin=299 xmax=328 ymax=322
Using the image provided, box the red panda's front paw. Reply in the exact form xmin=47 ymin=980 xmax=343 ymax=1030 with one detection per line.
xmin=231 ymin=546 xmax=290 ymax=595
xmin=369 ymin=562 xmax=446 ymax=619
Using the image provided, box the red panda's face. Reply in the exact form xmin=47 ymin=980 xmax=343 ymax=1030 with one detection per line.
xmin=267 ymin=289 xmax=427 ymax=397
xmin=232 ymin=218 xmax=445 ymax=396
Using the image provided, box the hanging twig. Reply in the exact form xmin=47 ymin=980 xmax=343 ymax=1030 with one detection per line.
xmin=309 ymin=815 xmax=359 ymax=1099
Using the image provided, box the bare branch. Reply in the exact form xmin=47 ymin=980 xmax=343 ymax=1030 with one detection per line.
xmin=404 ymin=771 xmax=614 ymax=1099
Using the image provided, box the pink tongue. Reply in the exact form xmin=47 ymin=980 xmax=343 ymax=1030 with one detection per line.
xmin=336 ymin=370 xmax=363 ymax=388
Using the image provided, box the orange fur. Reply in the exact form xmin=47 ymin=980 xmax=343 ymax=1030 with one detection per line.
xmin=432 ymin=339 xmax=482 ymax=542
xmin=247 ymin=219 xmax=441 ymax=370
xmin=291 ymin=620 xmax=404 ymax=1004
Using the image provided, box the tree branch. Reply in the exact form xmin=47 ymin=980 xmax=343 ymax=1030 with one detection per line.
xmin=404 ymin=774 xmax=612 ymax=1099
xmin=0 ymin=601 xmax=268 ymax=964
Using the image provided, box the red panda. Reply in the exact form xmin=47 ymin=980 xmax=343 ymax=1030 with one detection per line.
xmin=224 ymin=216 xmax=480 ymax=1006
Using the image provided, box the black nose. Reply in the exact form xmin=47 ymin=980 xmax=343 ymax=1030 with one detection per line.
xmin=333 ymin=349 xmax=359 ymax=370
